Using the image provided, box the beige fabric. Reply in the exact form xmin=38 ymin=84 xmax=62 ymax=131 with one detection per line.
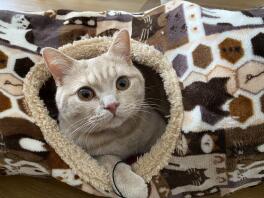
xmin=23 ymin=37 xmax=183 ymax=192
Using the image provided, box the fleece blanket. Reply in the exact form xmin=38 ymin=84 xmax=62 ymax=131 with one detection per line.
xmin=1 ymin=0 xmax=264 ymax=197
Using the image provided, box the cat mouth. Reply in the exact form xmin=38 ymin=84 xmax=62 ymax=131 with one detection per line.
xmin=102 ymin=111 xmax=128 ymax=127
xmin=110 ymin=114 xmax=120 ymax=120
xmin=106 ymin=114 xmax=126 ymax=127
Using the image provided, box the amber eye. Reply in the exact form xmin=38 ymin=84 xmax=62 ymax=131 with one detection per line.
xmin=77 ymin=87 xmax=95 ymax=101
xmin=116 ymin=76 xmax=130 ymax=90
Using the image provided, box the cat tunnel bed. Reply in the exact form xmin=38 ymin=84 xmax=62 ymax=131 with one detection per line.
xmin=23 ymin=36 xmax=184 ymax=193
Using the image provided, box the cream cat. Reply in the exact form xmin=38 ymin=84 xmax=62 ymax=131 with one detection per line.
xmin=42 ymin=29 xmax=165 ymax=198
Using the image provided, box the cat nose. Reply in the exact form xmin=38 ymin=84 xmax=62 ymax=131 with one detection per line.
xmin=104 ymin=102 xmax=120 ymax=115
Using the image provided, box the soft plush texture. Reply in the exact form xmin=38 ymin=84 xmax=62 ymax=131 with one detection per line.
xmin=1 ymin=0 xmax=264 ymax=197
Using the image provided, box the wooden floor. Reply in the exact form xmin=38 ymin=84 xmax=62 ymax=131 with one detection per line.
xmin=0 ymin=176 xmax=96 ymax=198
xmin=1 ymin=0 xmax=264 ymax=198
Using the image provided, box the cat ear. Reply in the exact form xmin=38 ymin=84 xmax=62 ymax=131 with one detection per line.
xmin=42 ymin=47 xmax=76 ymax=86
xmin=107 ymin=29 xmax=131 ymax=63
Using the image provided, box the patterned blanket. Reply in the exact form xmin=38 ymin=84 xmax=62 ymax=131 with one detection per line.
xmin=1 ymin=0 xmax=264 ymax=197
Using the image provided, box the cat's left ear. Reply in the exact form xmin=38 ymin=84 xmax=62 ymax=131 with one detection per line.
xmin=42 ymin=47 xmax=76 ymax=86
xmin=107 ymin=29 xmax=131 ymax=64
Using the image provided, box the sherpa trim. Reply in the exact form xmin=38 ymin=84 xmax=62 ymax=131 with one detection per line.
xmin=23 ymin=37 xmax=183 ymax=192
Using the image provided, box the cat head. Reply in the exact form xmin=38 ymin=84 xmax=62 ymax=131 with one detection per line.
xmin=42 ymin=29 xmax=145 ymax=137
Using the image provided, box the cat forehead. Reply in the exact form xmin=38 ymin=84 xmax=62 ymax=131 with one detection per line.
xmin=83 ymin=55 xmax=131 ymax=74
xmin=87 ymin=54 xmax=127 ymax=66
xmin=65 ymin=57 xmax=126 ymax=87
xmin=63 ymin=54 xmax=140 ymax=90
xmin=86 ymin=64 xmax=118 ymax=87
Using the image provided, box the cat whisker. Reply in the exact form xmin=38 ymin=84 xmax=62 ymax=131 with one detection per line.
xmin=69 ymin=114 xmax=96 ymax=132
xmin=85 ymin=117 xmax=102 ymax=133
xmin=121 ymin=106 xmax=152 ymax=118
xmin=146 ymin=28 xmax=150 ymax=40
xmin=141 ymin=28 xmax=146 ymax=42
xmin=145 ymin=97 xmax=167 ymax=102
xmin=70 ymin=114 xmax=105 ymax=136
xmin=142 ymin=105 xmax=162 ymax=112
xmin=84 ymin=114 xmax=107 ymax=133
xmin=139 ymin=101 xmax=163 ymax=112
xmin=68 ymin=108 xmax=95 ymax=129
xmin=71 ymin=121 xmax=96 ymax=138
xmin=86 ymin=114 xmax=110 ymax=135
xmin=144 ymin=98 xmax=167 ymax=104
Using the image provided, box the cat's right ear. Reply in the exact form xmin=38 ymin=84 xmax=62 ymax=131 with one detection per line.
xmin=42 ymin=47 xmax=76 ymax=86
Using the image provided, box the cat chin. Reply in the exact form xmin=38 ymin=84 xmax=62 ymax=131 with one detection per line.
xmin=104 ymin=116 xmax=126 ymax=129
xmin=87 ymin=118 xmax=124 ymax=134
xmin=98 ymin=111 xmax=130 ymax=129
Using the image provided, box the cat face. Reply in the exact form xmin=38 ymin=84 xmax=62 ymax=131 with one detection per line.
xmin=42 ymin=29 xmax=145 ymax=137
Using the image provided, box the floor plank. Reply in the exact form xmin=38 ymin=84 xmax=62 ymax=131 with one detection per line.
xmin=0 ymin=176 xmax=97 ymax=198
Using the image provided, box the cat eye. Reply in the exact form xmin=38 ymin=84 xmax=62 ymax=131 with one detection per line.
xmin=116 ymin=76 xmax=130 ymax=90
xmin=77 ymin=87 xmax=95 ymax=101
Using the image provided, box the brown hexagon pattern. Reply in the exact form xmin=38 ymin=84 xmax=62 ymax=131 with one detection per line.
xmin=237 ymin=61 xmax=264 ymax=94
xmin=17 ymin=98 xmax=31 ymax=116
xmin=229 ymin=95 xmax=253 ymax=123
xmin=207 ymin=65 xmax=237 ymax=94
xmin=219 ymin=38 xmax=244 ymax=64
xmin=260 ymin=94 xmax=264 ymax=113
xmin=0 ymin=91 xmax=11 ymax=112
xmin=0 ymin=50 xmax=8 ymax=69
xmin=192 ymin=44 xmax=212 ymax=68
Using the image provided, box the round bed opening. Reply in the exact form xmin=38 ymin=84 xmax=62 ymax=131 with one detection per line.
xmin=23 ymin=37 xmax=183 ymax=192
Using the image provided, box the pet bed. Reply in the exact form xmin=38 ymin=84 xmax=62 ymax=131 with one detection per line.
xmin=1 ymin=0 xmax=264 ymax=197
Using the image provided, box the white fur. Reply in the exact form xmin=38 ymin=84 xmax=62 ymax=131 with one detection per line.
xmin=101 ymin=94 xmax=117 ymax=107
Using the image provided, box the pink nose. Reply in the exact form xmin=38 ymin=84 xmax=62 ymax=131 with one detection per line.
xmin=104 ymin=102 xmax=120 ymax=115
